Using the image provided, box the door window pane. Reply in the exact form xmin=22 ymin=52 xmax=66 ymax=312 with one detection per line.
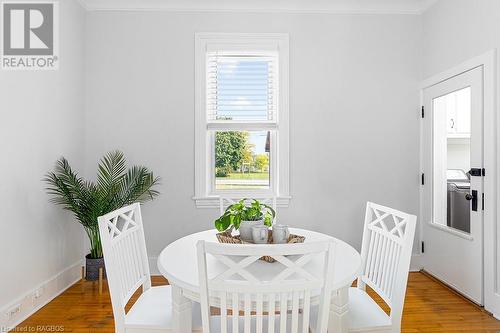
xmin=432 ymin=87 xmax=471 ymax=233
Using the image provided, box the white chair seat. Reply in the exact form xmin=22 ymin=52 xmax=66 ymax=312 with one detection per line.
xmin=125 ymin=285 xmax=202 ymax=332
xmin=346 ymin=288 xmax=391 ymax=332
xmin=209 ymin=313 xmax=304 ymax=333
xmin=309 ymin=288 xmax=392 ymax=333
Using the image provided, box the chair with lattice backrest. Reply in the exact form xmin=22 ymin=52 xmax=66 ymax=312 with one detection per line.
xmin=197 ymin=241 xmax=336 ymax=333
xmin=98 ymin=203 xmax=202 ymax=333
xmin=219 ymin=197 xmax=277 ymax=216
xmin=310 ymin=202 xmax=416 ymax=333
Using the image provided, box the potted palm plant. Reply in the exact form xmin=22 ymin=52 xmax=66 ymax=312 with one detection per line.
xmin=44 ymin=151 xmax=160 ymax=280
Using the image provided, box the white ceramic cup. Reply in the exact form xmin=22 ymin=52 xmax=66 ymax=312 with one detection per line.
xmin=239 ymin=220 xmax=263 ymax=241
xmin=272 ymin=224 xmax=290 ymax=244
xmin=252 ymin=225 xmax=269 ymax=244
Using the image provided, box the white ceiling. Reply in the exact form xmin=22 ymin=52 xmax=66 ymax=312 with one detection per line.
xmin=78 ymin=0 xmax=438 ymax=14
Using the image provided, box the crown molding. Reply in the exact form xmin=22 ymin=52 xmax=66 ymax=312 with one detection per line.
xmin=79 ymin=0 xmax=437 ymax=14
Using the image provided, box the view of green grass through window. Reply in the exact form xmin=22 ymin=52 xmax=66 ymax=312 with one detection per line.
xmin=215 ymin=130 xmax=270 ymax=190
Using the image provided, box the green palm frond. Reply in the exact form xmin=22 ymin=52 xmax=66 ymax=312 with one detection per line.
xmin=97 ymin=151 xmax=126 ymax=189
xmin=97 ymin=151 xmax=127 ymax=209
xmin=119 ymin=166 xmax=160 ymax=206
xmin=44 ymin=151 xmax=161 ymax=258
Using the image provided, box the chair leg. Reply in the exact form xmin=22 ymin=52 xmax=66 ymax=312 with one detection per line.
xmin=81 ymin=266 xmax=85 ymax=281
xmin=98 ymin=267 xmax=103 ymax=294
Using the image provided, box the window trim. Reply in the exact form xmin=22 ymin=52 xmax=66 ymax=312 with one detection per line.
xmin=194 ymin=33 xmax=290 ymax=208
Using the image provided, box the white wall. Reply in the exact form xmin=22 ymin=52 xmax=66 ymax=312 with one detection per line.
xmin=422 ymin=0 xmax=500 ymax=79
xmin=0 ymin=0 xmax=86 ymax=326
xmin=447 ymin=141 xmax=470 ymax=173
xmin=85 ymin=12 xmax=421 ymax=259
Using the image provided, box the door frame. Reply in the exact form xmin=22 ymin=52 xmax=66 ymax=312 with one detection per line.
xmin=419 ymin=49 xmax=498 ymax=316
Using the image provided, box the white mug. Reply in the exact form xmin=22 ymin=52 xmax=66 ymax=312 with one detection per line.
xmin=239 ymin=220 xmax=263 ymax=242
xmin=272 ymin=224 xmax=290 ymax=244
xmin=252 ymin=225 xmax=269 ymax=244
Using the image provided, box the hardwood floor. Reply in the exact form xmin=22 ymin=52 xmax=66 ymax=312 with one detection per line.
xmin=12 ymin=272 xmax=500 ymax=332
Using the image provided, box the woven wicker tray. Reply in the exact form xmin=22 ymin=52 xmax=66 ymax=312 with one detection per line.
xmin=216 ymin=230 xmax=305 ymax=263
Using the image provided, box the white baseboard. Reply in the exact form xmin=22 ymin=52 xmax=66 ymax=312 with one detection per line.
xmin=1 ymin=261 xmax=82 ymax=332
xmin=410 ymin=254 xmax=423 ymax=272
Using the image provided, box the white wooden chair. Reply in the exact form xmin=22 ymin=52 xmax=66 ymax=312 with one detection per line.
xmin=311 ymin=202 xmax=416 ymax=333
xmin=219 ymin=197 xmax=277 ymax=216
xmin=98 ymin=203 xmax=202 ymax=333
xmin=196 ymin=241 xmax=336 ymax=333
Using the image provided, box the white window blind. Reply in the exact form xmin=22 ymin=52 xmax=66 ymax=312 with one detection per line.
xmin=206 ymin=53 xmax=278 ymax=122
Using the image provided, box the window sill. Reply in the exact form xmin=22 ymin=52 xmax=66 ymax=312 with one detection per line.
xmin=193 ymin=196 xmax=291 ymax=208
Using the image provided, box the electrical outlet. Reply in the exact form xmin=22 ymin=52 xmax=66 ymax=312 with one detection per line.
xmin=32 ymin=287 xmax=45 ymax=306
xmin=6 ymin=304 xmax=21 ymax=319
xmin=33 ymin=287 xmax=44 ymax=300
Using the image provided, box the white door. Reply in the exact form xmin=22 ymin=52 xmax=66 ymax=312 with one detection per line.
xmin=422 ymin=66 xmax=484 ymax=305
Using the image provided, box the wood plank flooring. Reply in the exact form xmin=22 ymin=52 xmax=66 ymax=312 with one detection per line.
xmin=12 ymin=272 xmax=500 ymax=332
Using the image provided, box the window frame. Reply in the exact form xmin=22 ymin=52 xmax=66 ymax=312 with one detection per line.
xmin=194 ymin=33 xmax=290 ymax=208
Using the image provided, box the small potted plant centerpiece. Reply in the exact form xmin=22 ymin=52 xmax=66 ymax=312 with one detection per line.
xmin=214 ymin=199 xmax=276 ymax=242
xmin=44 ymin=151 xmax=160 ymax=280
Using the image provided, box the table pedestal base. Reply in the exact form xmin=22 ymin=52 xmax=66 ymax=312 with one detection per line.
xmin=172 ymin=285 xmax=193 ymax=332
xmin=329 ymin=286 xmax=349 ymax=333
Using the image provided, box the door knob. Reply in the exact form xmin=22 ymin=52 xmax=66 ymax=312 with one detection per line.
xmin=466 ymin=190 xmax=478 ymax=211
xmin=469 ymin=168 xmax=483 ymax=177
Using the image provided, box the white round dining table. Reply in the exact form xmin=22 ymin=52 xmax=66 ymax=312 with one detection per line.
xmin=157 ymin=228 xmax=361 ymax=333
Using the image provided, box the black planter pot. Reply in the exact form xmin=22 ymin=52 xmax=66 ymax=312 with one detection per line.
xmin=85 ymin=254 xmax=106 ymax=281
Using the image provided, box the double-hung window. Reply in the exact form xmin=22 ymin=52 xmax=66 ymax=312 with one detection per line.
xmin=194 ymin=33 xmax=290 ymax=207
